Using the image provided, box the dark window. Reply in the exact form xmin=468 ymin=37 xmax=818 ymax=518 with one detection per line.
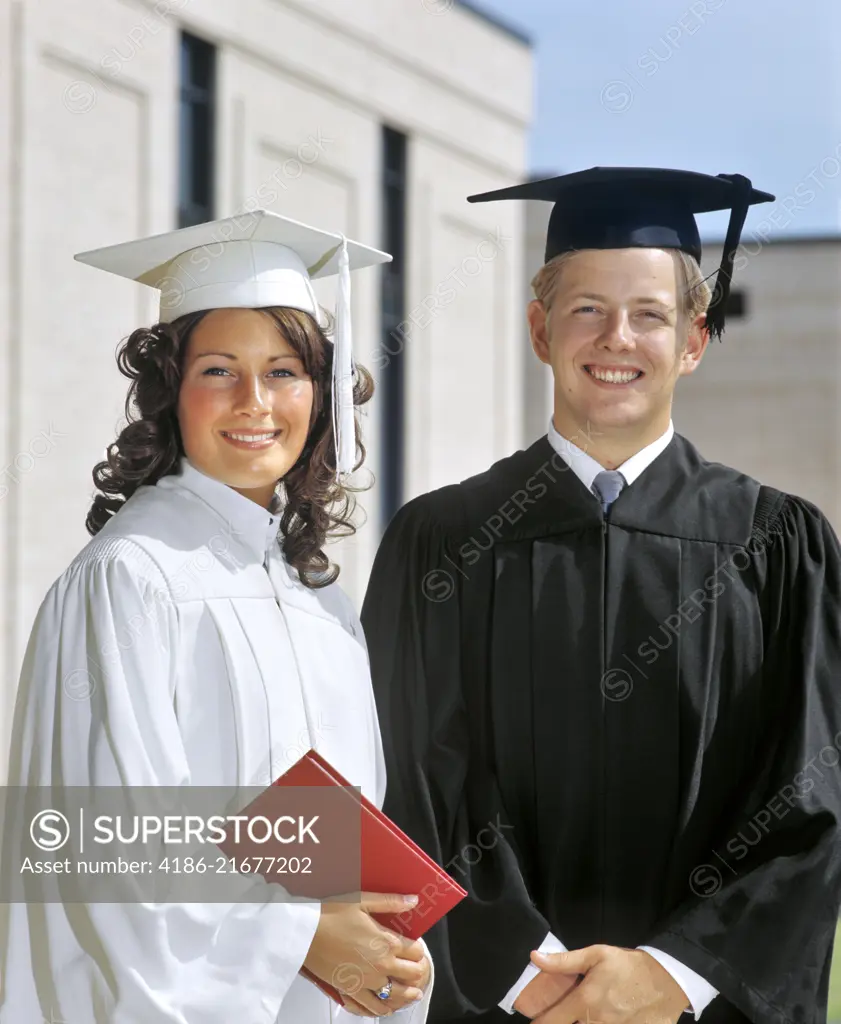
xmin=725 ymin=288 xmax=748 ymax=319
xmin=379 ymin=127 xmax=408 ymax=528
xmin=178 ymin=33 xmax=216 ymax=228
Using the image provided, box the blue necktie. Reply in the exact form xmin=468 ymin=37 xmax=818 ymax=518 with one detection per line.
xmin=592 ymin=470 xmax=625 ymax=514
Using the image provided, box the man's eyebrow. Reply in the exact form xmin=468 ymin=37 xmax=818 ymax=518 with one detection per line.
xmin=571 ymin=292 xmax=676 ymax=310
xmin=633 ymin=296 xmax=676 ymax=309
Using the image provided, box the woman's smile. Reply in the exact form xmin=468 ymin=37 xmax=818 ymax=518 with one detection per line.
xmin=220 ymin=428 xmax=282 ymax=449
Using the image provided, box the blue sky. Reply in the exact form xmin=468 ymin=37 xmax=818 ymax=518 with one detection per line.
xmin=469 ymin=0 xmax=841 ymax=240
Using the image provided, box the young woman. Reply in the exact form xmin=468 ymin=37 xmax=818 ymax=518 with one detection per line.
xmin=0 ymin=212 xmax=433 ymax=1023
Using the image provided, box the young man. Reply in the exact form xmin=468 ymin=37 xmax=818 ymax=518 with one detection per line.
xmin=361 ymin=168 xmax=841 ymax=1023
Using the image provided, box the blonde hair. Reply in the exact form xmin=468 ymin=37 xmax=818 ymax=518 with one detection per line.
xmin=530 ymin=248 xmax=712 ymax=332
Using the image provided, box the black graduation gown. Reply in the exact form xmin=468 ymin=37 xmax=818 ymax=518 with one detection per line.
xmin=361 ymin=432 xmax=841 ymax=1024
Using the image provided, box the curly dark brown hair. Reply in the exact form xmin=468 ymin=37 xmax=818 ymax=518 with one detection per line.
xmin=87 ymin=306 xmax=374 ymax=588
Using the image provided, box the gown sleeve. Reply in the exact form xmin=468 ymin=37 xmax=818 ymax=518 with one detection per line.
xmin=0 ymin=537 xmax=321 ymax=1024
xmin=645 ymin=495 xmax=841 ymax=1022
xmin=361 ymin=496 xmax=550 ymax=1018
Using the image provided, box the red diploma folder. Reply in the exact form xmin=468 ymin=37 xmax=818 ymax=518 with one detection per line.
xmin=274 ymin=749 xmax=466 ymax=1004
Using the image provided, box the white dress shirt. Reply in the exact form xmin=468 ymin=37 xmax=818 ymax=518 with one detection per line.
xmin=498 ymin=419 xmax=718 ymax=1019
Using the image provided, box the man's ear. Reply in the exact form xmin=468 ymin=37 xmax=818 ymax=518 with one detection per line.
xmin=528 ymin=299 xmax=552 ymax=366
xmin=678 ymin=312 xmax=710 ymax=376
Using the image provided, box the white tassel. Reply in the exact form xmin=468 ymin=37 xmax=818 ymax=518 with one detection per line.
xmin=332 ymin=236 xmax=355 ymax=481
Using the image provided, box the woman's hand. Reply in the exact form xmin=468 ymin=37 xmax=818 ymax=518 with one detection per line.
xmin=303 ymin=892 xmax=430 ymax=1016
xmin=338 ymin=951 xmax=431 ymax=1019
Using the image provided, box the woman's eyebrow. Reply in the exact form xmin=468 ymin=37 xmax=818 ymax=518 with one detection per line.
xmin=192 ymin=351 xmax=300 ymax=362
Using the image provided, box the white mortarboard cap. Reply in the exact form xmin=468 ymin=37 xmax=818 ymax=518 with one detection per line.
xmin=74 ymin=209 xmax=392 ymax=479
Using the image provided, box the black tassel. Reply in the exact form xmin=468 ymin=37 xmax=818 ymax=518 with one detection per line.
xmin=705 ymin=173 xmax=754 ymax=342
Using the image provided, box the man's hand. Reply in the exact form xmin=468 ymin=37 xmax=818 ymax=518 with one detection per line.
xmin=529 ymin=945 xmax=690 ymax=1024
xmin=513 ymin=966 xmax=581 ymax=1018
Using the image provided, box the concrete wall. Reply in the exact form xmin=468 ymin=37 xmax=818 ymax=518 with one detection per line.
xmin=522 ymin=196 xmax=554 ymax=444
xmin=686 ymin=238 xmax=841 ymax=526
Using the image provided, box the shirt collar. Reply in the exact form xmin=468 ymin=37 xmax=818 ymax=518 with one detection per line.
xmin=547 ymin=418 xmax=675 ymax=494
xmin=159 ymin=456 xmax=283 ymax=561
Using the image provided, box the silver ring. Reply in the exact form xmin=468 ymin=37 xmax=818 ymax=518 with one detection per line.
xmin=374 ymin=979 xmax=393 ymax=1001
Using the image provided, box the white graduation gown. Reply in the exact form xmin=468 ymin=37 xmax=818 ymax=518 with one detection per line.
xmin=0 ymin=457 xmax=434 ymax=1024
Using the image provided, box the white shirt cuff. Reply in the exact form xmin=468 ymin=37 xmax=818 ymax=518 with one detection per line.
xmin=498 ymin=931 xmax=567 ymax=1014
xmin=638 ymin=945 xmax=718 ymax=1018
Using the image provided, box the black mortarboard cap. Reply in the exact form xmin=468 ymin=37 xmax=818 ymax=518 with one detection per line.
xmin=467 ymin=167 xmax=774 ymax=340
